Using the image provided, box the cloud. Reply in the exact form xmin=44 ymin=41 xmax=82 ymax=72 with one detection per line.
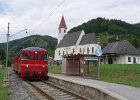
xmin=0 ymin=0 xmax=140 ymax=43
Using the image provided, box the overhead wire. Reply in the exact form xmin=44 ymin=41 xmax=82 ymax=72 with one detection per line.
xmin=9 ymin=0 xmax=66 ymax=50
xmin=30 ymin=0 xmax=66 ymax=35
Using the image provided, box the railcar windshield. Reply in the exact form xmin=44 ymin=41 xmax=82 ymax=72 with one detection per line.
xmin=21 ymin=52 xmax=30 ymax=60
xmin=42 ymin=54 xmax=48 ymax=60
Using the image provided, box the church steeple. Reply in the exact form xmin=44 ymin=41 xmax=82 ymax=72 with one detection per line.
xmin=59 ymin=15 xmax=67 ymax=29
xmin=58 ymin=15 xmax=67 ymax=44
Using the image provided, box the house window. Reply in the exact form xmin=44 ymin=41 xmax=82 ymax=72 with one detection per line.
xmin=92 ymin=47 xmax=94 ymax=53
xmin=87 ymin=47 xmax=89 ymax=54
xmin=128 ymin=57 xmax=131 ymax=62
xmin=59 ymin=50 xmax=61 ymax=56
xmin=138 ymin=58 xmax=140 ymax=62
xmin=133 ymin=57 xmax=136 ymax=63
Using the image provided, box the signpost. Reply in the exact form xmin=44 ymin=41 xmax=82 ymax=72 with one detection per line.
xmin=95 ymin=48 xmax=102 ymax=80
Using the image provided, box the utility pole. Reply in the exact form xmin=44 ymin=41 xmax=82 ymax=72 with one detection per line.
xmin=6 ymin=23 xmax=10 ymax=80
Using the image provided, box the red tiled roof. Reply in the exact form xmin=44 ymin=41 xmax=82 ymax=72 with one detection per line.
xmin=58 ymin=16 xmax=67 ymax=29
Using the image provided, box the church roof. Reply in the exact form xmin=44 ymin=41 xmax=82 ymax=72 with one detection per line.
xmin=58 ymin=16 xmax=67 ymax=29
xmin=102 ymin=40 xmax=140 ymax=55
xmin=79 ymin=33 xmax=97 ymax=45
xmin=57 ymin=31 xmax=82 ymax=48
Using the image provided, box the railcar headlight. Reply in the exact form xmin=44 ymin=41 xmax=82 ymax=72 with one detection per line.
xmin=43 ymin=65 xmax=45 ymax=67
xmin=26 ymin=65 xmax=28 ymax=68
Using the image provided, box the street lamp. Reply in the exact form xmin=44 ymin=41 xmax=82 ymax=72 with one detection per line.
xmin=5 ymin=23 xmax=27 ymax=80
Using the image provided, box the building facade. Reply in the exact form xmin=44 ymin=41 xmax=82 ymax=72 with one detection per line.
xmin=54 ymin=16 xmax=101 ymax=61
xmin=102 ymin=40 xmax=140 ymax=64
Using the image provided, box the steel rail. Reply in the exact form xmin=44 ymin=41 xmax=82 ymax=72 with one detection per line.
xmin=27 ymin=80 xmax=54 ymax=100
xmin=42 ymin=80 xmax=87 ymax=100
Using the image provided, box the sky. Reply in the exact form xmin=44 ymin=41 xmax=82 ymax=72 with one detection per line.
xmin=0 ymin=0 xmax=140 ymax=43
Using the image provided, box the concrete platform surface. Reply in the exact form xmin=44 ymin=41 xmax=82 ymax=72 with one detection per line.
xmin=48 ymin=73 xmax=140 ymax=100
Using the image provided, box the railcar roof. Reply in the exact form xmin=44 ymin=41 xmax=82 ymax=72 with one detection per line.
xmin=23 ymin=47 xmax=46 ymax=51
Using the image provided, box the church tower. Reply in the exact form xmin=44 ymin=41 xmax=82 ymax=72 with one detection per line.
xmin=58 ymin=15 xmax=67 ymax=44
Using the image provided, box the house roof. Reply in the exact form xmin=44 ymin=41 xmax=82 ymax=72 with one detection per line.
xmin=102 ymin=40 xmax=140 ymax=55
xmin=57 ymin=31 xmax=82 ymax=48
xmin=58 ymin=16 xmax=67 ymax=29
xmin=79 ymin=33 xmax=97 ymax=45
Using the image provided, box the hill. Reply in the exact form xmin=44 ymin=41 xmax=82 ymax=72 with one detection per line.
xmin=0 ymin=35 xmax=57 ymax=64
xmin=69 ymin=17 xmax=140 ymax=50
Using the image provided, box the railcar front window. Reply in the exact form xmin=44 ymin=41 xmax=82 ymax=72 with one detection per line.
xmin=21 ymin=53 xmax=30 ymax=60
xmin=34 ymin=54 xmax=38 ymax=60
xmin=42 ymin=54 xmax=47 ymax=60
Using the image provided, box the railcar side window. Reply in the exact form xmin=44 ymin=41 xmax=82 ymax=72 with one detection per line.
xmin=34 ymin=54 xmax=38 ymax=60
xmin=21 ymin=53 xmax=30 ymax=60
xmin=42 ymin=54 xmax=47 ymax=60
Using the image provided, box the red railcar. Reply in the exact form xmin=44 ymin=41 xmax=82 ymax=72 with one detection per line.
xmin=13 ymin=47 xmax=48 ymax=78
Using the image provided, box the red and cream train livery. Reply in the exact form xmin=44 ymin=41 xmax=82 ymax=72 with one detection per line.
xmin=13 ymin=47 xmax=48 ymax=78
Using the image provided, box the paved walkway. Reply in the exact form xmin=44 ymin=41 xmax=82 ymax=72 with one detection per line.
xmin=48 ymin=73 xmax=140 ymax=100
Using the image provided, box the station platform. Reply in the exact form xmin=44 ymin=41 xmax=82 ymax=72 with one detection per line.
xmin=48 ymin=73 xmax=140 ymax=100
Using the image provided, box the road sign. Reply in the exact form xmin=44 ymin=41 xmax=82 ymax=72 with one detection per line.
xmin=95 ymin=48 xmax=102 ymax=57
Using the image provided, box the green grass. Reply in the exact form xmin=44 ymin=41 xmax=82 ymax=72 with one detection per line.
xmin=0 ymin=85 xmax=9 ymax=100
xmin=0 ymin=67 xmax=9 ymax=100
xmin=99 ymin=64 xmax=140 ymax=87
xmin=49 ymin=64 xmax=140 ymax=87
xmin=49 ymin=65 xmax=61 ymax=74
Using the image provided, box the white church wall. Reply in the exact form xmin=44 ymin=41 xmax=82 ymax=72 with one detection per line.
xmin=58 ymin=28 xmax=67 ymax=44
xmin=77 ymin=44 xmax=101 ymax=55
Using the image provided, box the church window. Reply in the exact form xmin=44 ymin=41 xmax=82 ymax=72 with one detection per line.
xmin=66 ymin=51 xmax=68 ymax=54
xmin=80 ymin=48 xmax=82 ymax=53
xmin=64 ymin=29 xmax=66 ymax=33
xmin=92 ymin=47 xmax=94 ymax=53
xmin=59 ymin=29 xmax=61 ymax=33
xmin=73 ymin=48 xmax=75 ymax=53
xmin=87 ymin=47 xmax=89 ymax=53
xmin=83 ymin=48 xmax=85 ymax=53
xmin=63 ymin=51 xmax=64 ymax=55
xmin=59 ymin=50 xmax=61 ymax=56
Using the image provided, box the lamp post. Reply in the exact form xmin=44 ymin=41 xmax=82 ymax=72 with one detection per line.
xmin=5 ymin=23 xmax=27 ymax=80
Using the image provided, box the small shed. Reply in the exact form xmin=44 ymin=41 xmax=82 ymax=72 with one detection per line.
xmin=62 ymin=54 xmax=99 ymax=79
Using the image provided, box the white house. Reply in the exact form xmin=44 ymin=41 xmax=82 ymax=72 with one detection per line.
xmin=54 ymin=16 xmax=101 ymax=61
xmin=102 ymin=40 xmax=140 ymax=64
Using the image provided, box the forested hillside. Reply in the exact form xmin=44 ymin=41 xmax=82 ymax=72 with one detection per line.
xmin=69 ymin=17 xmax=140 ymax=51
xmin=0 ymin=35 xmax=57 ymax=64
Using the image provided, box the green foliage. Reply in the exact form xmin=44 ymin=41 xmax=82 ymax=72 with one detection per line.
xmin=0 ymin=35 xmax=57 ymax=65
xmin=69 ymin=17 xmax=140 ymax=49
xmin=0 ymin=67 xmax=9 ymax=100
xmin=0 ymin=85 xmax=9 ymax=100
xmin=0 ymin=48 xmax=6 ymax=60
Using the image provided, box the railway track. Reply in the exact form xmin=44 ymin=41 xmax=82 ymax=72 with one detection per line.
xmin=25 ymin=79 xmax=87 ymax=100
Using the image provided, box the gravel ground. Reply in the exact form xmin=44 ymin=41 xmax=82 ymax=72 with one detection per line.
xmin=9 ymin=70 xmax=39 ymax=100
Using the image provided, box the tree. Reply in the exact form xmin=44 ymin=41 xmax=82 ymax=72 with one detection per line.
xmin=0 ymin=48 xmax=6 ymax=60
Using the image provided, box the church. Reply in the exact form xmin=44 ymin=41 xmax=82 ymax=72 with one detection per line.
xmin=54 ymin=16 xmax=101 ymax=61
